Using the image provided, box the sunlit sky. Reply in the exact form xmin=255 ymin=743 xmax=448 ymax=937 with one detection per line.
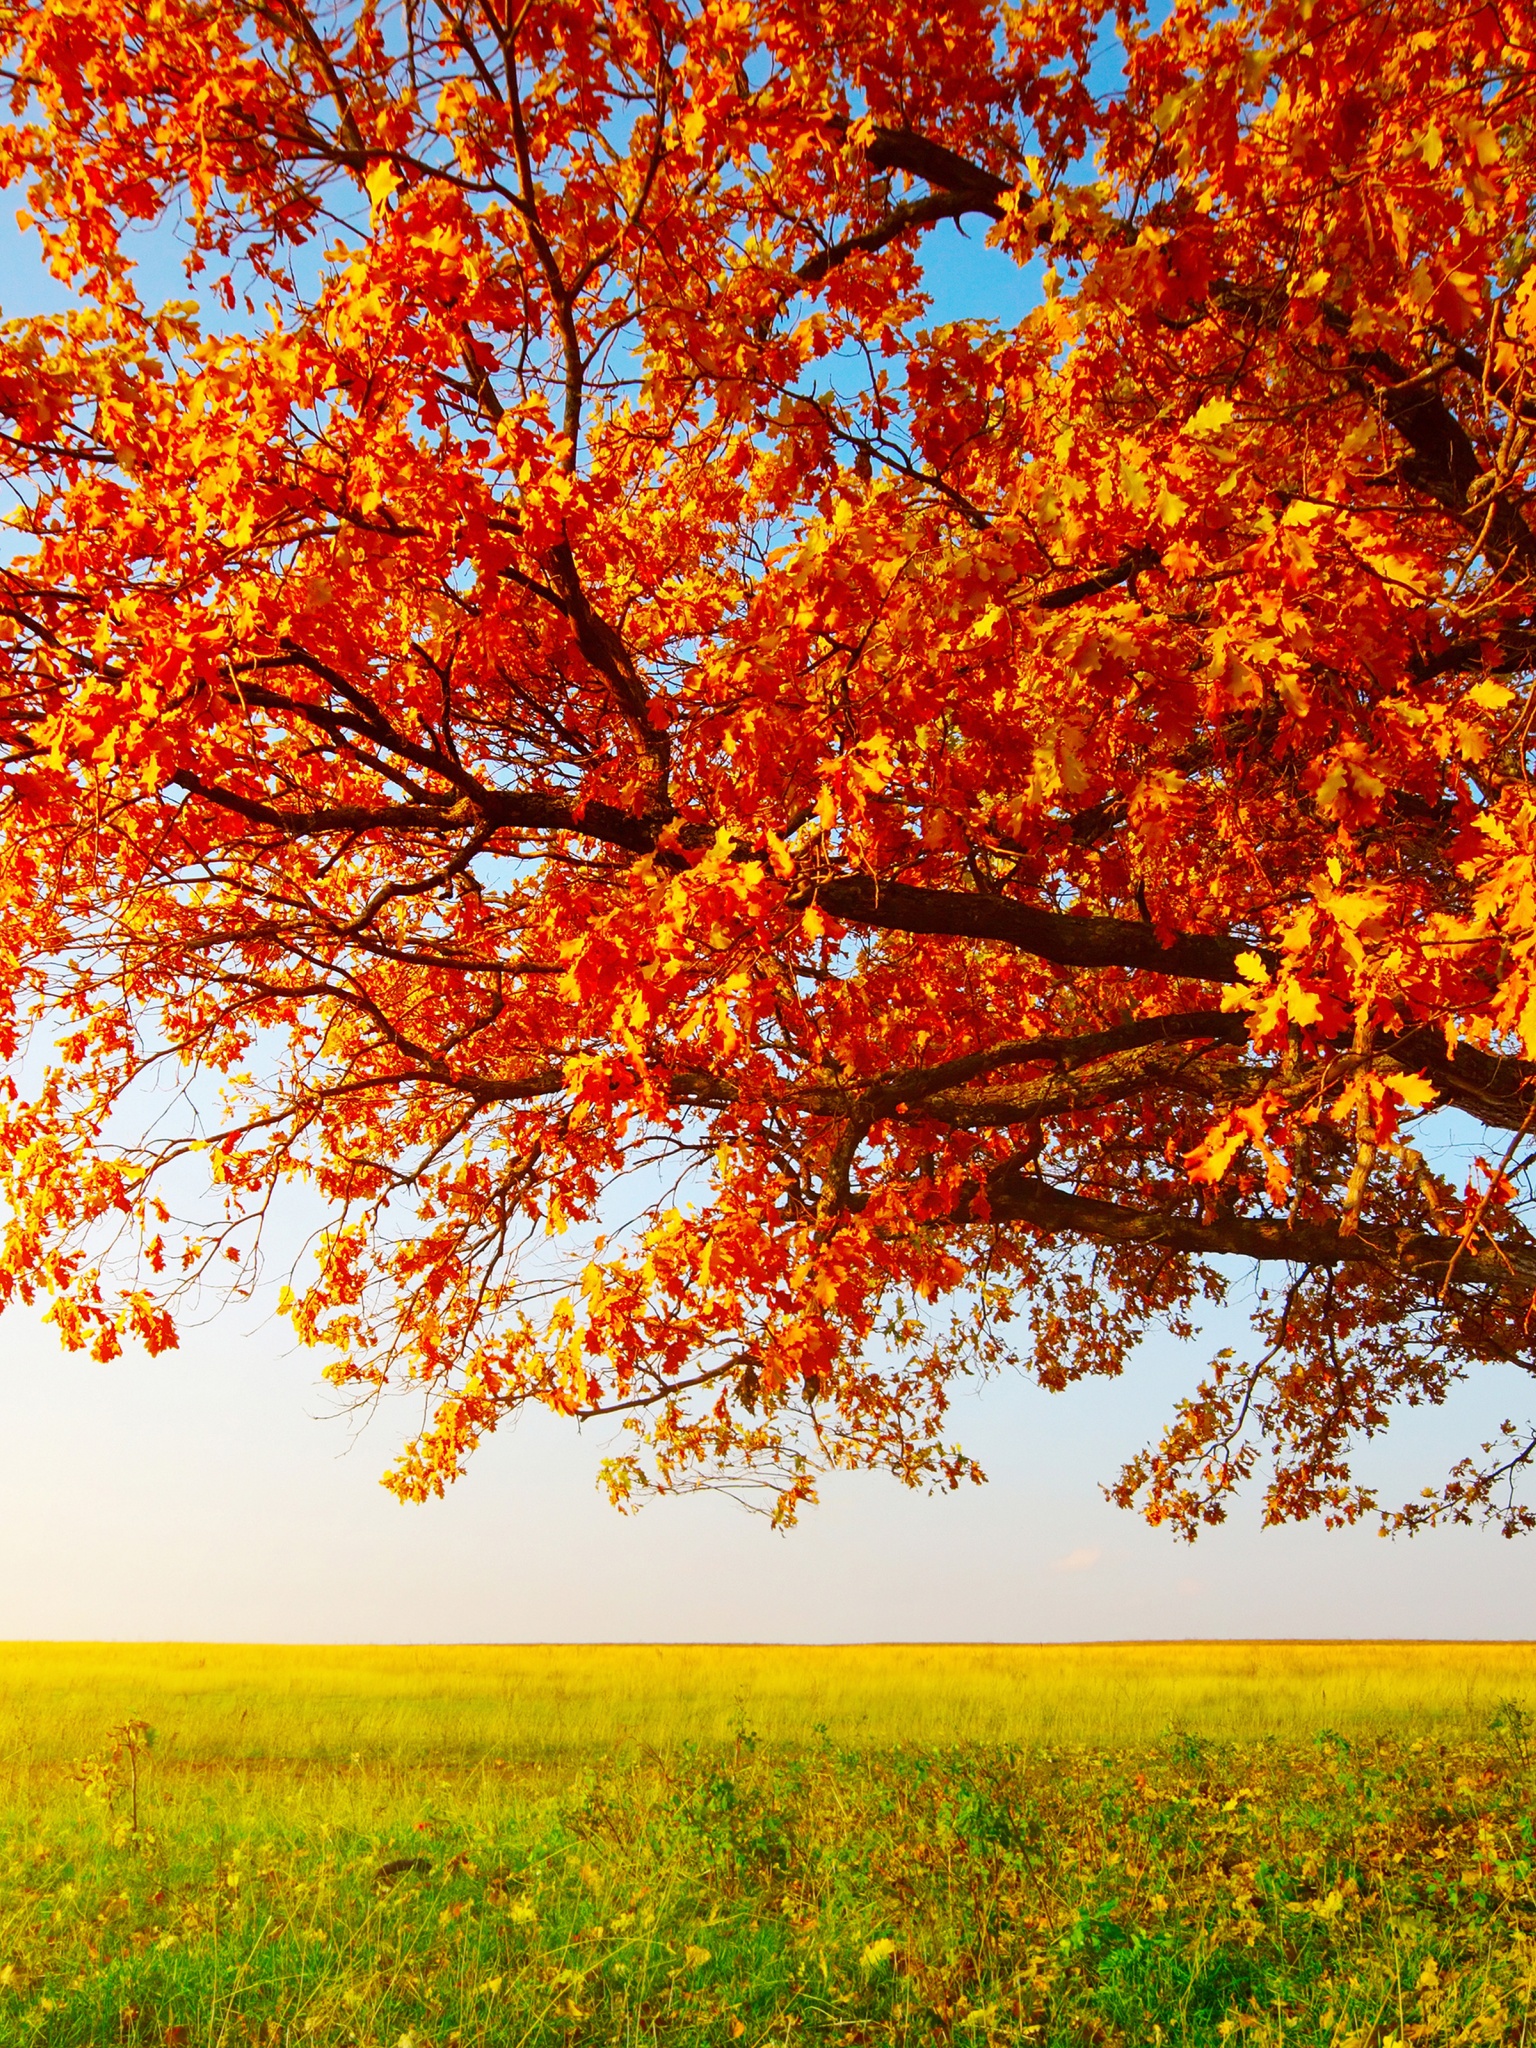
xmin=0 ymin=167 xmax=1531 ymax=1646
xmin=4 ymin=1287 xmax=1533 ymax=1642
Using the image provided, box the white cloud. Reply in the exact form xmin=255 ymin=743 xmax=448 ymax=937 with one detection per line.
xmin=1052 ymin=1546 xmax=1102 ymax=1574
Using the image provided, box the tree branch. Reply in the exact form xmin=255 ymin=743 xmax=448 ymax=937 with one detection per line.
xmin=1389 ymin=1025 xmax=1536 ymax=1134
xmin=169 ymin=771 xmax=662 ymax=859
xmin=1210 ymin=280 xmax=1536 ymax=578
xmin=882 ymin=1043 xmax=1233 ymax=1127
xmin=978 ymin=1170 xmax=1536 ymax=1300
xmin=807 ymin=874 xmax=1265 ymax=983
xmin=797 ymin=124 xmax=1009 ymax=286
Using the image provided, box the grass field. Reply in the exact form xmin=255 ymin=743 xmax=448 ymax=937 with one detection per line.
xmin=1 ymin=1642 xmax=1534 ymax=2046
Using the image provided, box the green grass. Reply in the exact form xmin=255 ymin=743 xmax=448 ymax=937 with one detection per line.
xmin=1 ymin=1644 xmax=1534 ymax=2045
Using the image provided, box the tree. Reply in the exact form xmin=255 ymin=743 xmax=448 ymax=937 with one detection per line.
xmin=0 ymin=0 xmax=1533 ymax=1535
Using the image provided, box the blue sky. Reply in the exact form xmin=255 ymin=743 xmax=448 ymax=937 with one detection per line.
xmin=0 ymin=175 xmax=1531 ymax=1648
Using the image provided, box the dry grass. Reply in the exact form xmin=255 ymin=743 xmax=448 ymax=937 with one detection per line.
xmin=2 ymin=1640 xmax=1534 ymax=1761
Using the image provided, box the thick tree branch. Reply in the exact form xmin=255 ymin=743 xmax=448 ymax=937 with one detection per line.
xmin=1390 ymin=1026 xmax=1536 ymax=1133
xmin=866 ymin=1008 xmax=1248 ymax=1102
xmin=979 ymin=1171 xmax=1536 ymax=1300
xmin=172 ymin=775 xmax=1536 ymax=1135
xmin=1211 ymin=280 xmax=1536 ymax=577
xmin=797 ymin=191 xmax=1001 ymax=285
xmin=891 ymin=1044 xmax=1233 ymax=1127
xmin=798 ymin=124 xmax=1009 ymax=285
xmin=862 ymin=127 xmax=1009 ymax=203
xmin=169 ymin=771 xmax=662 ymax=858
xmin=1038 ymin=548 xmax=1159 ymax=609
xmin=807 ymin=874 xmax=1265 ymax=983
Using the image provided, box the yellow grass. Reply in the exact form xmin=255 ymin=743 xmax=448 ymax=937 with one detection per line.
xmin=2 ymin=1639 xmax=1533 ymax=1762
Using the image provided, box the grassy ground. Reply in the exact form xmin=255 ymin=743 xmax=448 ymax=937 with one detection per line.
xmin=5 ymin=1641 xmax=1536 ymax=1757
xmin=0 ymin=1644 xmax=1533 ymax=2046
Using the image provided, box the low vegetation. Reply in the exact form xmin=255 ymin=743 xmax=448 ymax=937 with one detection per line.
xmin=1 ymin=1644 xmax=1533 ymax=2044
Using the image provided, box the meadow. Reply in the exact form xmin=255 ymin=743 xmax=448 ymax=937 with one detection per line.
xmin=0 ymin=1641 xmax=1533 ymax=2047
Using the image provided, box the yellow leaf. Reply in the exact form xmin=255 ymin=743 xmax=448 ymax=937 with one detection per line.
xmin=847 ymin=733 xmax=896 ymax=794
xmin=1284 ymin=982 xmax=1325 ymax=1027
xmin=1323 ymin=888 xmax=1391 ymax=935
xmin=1118 ymin=455 xmax=1152 ymax=509
xmin=365 ymin=159 xmax=401 ymax=219
xmin=684 ymin=1944 xmax=712 ymax=1968
xmin=861 ymin=1937 xmax=898 ymax=1967
xmin=1465 ymin=118 xmax=1501 ymax=168
xmin=1185 ymin=1114 xmax=1250 ymax=1185
xmin=1467 ymin=680 xmax=1516 ymax=711
xmin=1185 ymin=396 xmax=1234 ymax=437
xmin=1385 ymin=1073 xmax=1437 ymax=1109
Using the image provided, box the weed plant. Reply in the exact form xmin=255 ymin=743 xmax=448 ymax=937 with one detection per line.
xmin=0 ymin=1646 xmax=1533 ymax=2045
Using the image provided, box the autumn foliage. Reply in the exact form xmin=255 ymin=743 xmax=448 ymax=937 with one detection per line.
xmin=1 ymin=0 xmax=1535 ymax=1532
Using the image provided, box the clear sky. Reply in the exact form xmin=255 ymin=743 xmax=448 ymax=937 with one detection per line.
xmin=0 ymin=180 xmax=1531 ymax=1648
xmin=2 ymin=1284 xmax=1533 ymax=1642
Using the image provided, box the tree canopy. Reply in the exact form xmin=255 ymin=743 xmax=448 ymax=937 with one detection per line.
xmin=1 ymin=0 xmax=1535 ymax=1532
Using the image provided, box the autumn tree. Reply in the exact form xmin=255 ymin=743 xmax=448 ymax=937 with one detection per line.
xmin=0 ymin=0 xmax=1534 ymax=1533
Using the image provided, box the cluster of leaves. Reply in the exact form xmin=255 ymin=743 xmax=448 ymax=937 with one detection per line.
xmin=4 ymin=0 xmax=1536 ymax=1528
xmin=5 ymin=1722 xmax=1536 ymax=2043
